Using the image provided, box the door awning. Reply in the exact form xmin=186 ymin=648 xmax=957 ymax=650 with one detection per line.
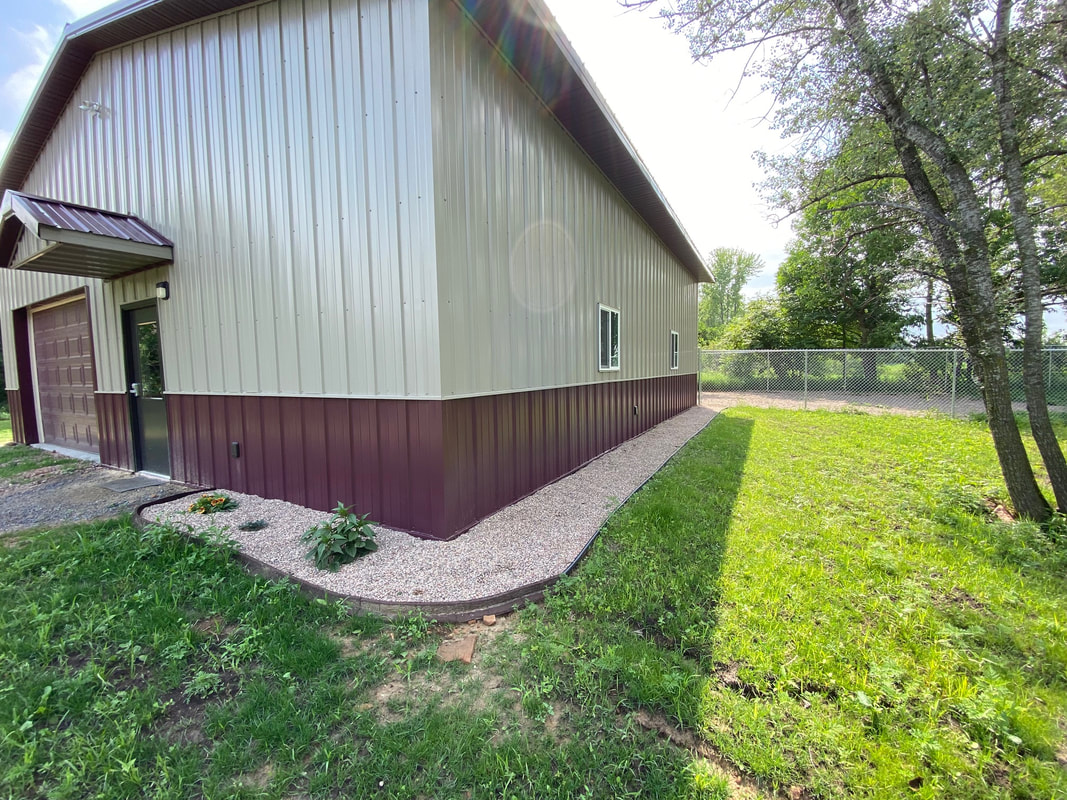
xmin=0 ymin=191 xmax=172 ymax=280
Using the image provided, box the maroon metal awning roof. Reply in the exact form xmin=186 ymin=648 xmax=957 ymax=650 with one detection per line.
xmin=0 ymin=0 xmax=710 ymax=284
xmin=0 ymin=191 xmax=173 ymax=279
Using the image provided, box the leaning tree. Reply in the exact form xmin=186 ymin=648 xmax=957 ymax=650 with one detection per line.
xmin=629 ymin=0 xmax=1067 ymax=519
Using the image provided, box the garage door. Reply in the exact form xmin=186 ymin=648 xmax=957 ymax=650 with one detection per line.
xmin=32 ymin=298 xmax=99 ymax=454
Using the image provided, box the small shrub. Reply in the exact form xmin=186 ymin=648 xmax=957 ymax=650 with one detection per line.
xmin=301 ymin=502 xmax=378 ymax=571
xmin=238 ymin=519 xmax=268 ymax=532
xmin=188 ymin=493 xmax=238 ymax=514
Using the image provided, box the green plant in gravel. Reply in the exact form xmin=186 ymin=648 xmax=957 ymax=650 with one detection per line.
xmin=186 ymin=492 xmax=238 ymax=514
xmin=512 ymin=409 xmax=1067 ymax=799
xmin=301 ymin=501 xmax=378 ymax=571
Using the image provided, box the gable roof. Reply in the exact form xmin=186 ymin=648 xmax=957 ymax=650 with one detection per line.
xmin=0 ymin=0 xmax=711 ymax=283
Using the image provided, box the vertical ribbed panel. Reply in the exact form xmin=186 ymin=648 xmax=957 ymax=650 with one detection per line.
xmin=166 ymin=392 xmax=447 ymax=536
xmin=160 ymin=373 xmax=692 ymax=539
xmin=0 ymin=0 xmax=440 ymax=400
xmin=96 ymin=392 xmax=133 ymax=470
xmin=6 ymin=390 xmax=27 ymax=443
xmin=441 ymin=373 xmax=696 ymax=536
xmin=429 ymin=0 xmax=699 ymax=398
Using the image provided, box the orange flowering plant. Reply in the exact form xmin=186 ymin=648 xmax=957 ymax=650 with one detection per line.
xmin=187 ymin=493 xmax=238 ymax=514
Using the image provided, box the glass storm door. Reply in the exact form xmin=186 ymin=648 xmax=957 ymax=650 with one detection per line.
xmin=125 ymin=304 xmax=170 ymax=475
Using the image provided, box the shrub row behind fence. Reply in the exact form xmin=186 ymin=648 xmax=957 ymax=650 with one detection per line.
xmin=698 ymin=349 xmax=1067 ymax=415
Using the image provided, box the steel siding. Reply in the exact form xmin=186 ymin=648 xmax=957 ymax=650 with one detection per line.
xmin=430 ymin=0 xmax=699 ymax=399
xmin=377 ymin=400 xmax=409 ymax=529
xmin=350 ymin=399 xmax=380 ymax=516
xmin=1 ymin=0 xmax=441 ymax=402
xmin=302 ymin=398 xmax=329 ymax=511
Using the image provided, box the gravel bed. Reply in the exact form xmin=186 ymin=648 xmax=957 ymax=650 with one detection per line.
xmin=0 ymin=459 xmax=192 ymax=534
xmin=146 ymin=406 xmax=715 ymax=604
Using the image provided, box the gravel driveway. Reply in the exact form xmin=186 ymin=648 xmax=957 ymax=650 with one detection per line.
xmin=0 ymin=453 xmax=193 ymax=534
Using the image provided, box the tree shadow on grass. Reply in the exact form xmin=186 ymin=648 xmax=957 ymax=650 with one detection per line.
xmin=526 ymin=412 xmax=754 ymax=727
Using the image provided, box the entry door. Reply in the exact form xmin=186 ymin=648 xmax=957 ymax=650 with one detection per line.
xmin=125 ymin=305 xmax=170 ymax=475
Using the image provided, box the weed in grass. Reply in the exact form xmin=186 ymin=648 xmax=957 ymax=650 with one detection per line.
xmin=183 ymin=670 xmax=224 ymax=700
xmin=391 ymin=610 xmax=432 ymax=643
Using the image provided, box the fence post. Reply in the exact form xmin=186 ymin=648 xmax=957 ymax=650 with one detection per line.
xmin=950 ymin=350 xmax=958 ymax=416
xmin=804 ymin=350 xmax=809 ymax=410
xmin=698 ymin=351 xmax=702 ymax=406
xmin=1048 ymin=349 xmax=1053 ymax=392
xmin=767 ymin=351 xmax=771 ymax=393
xmin=842 ymin=351 xmax=847 ymax=393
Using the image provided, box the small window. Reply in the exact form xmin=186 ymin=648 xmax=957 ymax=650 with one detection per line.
xmin=670 ymin=331 xmax=679 ymax=370
xmin=598 ymin=304 xmax=620 ymax=371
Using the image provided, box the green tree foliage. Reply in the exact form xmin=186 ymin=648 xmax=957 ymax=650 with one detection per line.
xmin=631 ymin=0 xmax=1067 ymax=520
xmin=777 ymin=191 xmax=920 ymax=349
xmin=698 ymin=248 xmax=765 ymax=345
xmin=712 ymin=296 xmax=794 ymax=350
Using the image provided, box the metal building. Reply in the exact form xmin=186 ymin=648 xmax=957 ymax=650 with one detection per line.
xmin=0 ymin=0 xmax=710 ymax=539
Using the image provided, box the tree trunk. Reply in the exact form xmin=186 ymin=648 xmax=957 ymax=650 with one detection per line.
xmin=831 ymin=0 xmax=1050 ymax=519
xmin=990 ymin=0 xmax=1067 ymax=511
xmin=925 ymin=277 xmax=935 ymax=345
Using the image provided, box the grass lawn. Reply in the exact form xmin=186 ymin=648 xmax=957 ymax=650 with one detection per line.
xmin=0 ymin=439 xmax=79 ymax=481
xmin=0 ymin=414 xmax=12 ymax=445
xmin=0 ymin=408 xmax=1064 ymax=798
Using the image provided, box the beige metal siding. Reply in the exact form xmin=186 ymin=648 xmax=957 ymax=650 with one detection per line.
xmin=1 ymin=0 xmax=440 ymax=399
xmin=429 ymin=0 xmax=698 ymax=398
xmin=0 ymin=268 xmax=168 ymax=393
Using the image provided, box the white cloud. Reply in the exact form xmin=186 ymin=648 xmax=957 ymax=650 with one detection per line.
xmin=0 ymin=129 xmax=11 ymax=160
xmin=2 ymin=25 xmax=56 ymax=113
xmin=57 ymin=0 xmax=113 ymax=21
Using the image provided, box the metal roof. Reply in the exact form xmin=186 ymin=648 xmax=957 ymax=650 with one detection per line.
xmin=0 ymin=190 xmax=173 ymax=279
xmin=0 ymin=0 xmax=710 ymax=283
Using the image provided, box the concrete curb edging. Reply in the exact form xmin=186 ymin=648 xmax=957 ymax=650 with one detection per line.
xmin=133 ymin=411 xmax=717 ymax=623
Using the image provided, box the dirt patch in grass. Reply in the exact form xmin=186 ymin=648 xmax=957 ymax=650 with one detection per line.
xmin=234 ymin=762 xmax=275 ymax=790
xmin=334 ymin=633 xmax=381 ymax=659
xmin=193 ymin=615 xmax=238 ymax=638
xmin=371 ymin=619 xmax=514 ymax=722
xmin=939 ymin=586 xmax=988 ymax=612
xmin=983 ymin=497 xmax=1016 ymax=523
xmin=154 ymin=673 xmax=241 ymax=746
xmin=0 ymin=531 xmax=29 ymax=548
xmin=634 ymin=708 xmax=784 ymax=800
xmin=12 ymin=463 xmax=88 ymax=484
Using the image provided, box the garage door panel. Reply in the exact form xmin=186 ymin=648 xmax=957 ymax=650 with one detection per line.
xmin=32 ymin=299 xmax=99 ymax=454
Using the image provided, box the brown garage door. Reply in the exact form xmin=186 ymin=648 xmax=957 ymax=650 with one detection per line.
xmin=32 ymin=298 xmax=99 ymax=454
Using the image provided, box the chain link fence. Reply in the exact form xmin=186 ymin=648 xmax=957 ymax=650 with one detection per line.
xmin=698 ymin=349 xmax=1067 ymax=416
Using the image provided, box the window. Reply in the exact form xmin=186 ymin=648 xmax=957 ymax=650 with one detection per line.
xmin=598 ymin=304 xmax=620 ymax=371
xmin=670 ymin=331 xmax=679 ymax=370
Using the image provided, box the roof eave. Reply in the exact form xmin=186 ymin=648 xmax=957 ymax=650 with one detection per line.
xmin=1 ymin=0 xmax=711 ymax=284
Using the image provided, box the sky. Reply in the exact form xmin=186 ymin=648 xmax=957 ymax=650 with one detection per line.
xmin=0 ymin=0 xmax=791 ymax=296
xmin=1 ymin=0 xmax=1057 ymax=332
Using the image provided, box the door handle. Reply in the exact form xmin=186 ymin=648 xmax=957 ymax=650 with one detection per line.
xmin=129 ymin=382 xmax=141 ymax=397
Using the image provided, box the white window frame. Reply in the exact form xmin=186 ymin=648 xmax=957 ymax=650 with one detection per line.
xmin=670 ymin=330 xmax=679 ymax=370
xmin=598 ymin=304 xmax=620 ymax=372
